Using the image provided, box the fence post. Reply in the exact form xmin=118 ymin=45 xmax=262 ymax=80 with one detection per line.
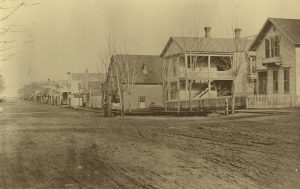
xmin=225 ymin=98 xmax=228 ymax=115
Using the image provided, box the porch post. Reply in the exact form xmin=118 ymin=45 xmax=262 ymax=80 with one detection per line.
xmin=208 ymin=55 xmax=211 ymax=97
xmin=267 ymin=69 xmax=273 ymax=95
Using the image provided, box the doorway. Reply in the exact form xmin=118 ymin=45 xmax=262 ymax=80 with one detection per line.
xmin=138 ymin=96 xmax=146 ymax=109
xmin=258 ymin=71 xmax=267 ymax=94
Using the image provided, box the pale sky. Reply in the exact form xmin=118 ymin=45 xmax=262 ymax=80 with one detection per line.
xmin=1 ymin=0 xmax=300 ymax=96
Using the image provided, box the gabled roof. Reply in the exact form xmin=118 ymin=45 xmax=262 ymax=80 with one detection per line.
xmin=249 ymin=18 xmax=300 ymax=51
xmin=71 ymin=73 xmax=105 ymax=82
xmin=161 ymin=36 xmax=252 ymax=57
xmin=111 ymin=55 xmax=161 ymax=84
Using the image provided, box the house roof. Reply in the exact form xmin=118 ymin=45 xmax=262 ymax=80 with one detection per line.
xmin=161 ymin=36 xmax=252 ymax=56
xmin=71 ymin=73 xmax=105 ymax=82
xmin=88 ymin=81 xmax=102 ymax=91
xmin=249 ymin=18 xmax=300 ymax=51
xmin=111 ymin=55 xmax=161 ymax=84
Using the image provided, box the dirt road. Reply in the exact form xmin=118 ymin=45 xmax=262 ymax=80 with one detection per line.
xmin=0 ymin=99 xmax=299 ymax=188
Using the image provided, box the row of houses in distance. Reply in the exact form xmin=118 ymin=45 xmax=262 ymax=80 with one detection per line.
xmin=19 ymin=69 xmax=105 ymax=109
xmin=20 ymin=17 xmax=300 ymax=111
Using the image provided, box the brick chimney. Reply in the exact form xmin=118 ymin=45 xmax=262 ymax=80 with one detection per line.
xmin=204 ymin=27 xmax=211 ymax=38
xmin=234 ymin=28 xmax=241 ymax=38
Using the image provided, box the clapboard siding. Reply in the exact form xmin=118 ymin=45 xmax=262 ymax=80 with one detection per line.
xmin=255 ymin=24 xmax=297 ymax=95
xmin=296 ymin=48 xmax=300 ymax=96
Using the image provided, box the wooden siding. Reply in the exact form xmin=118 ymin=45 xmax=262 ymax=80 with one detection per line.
xmin=296 ymin=48 xmax=300 ymax=95
xmin=123 ymin=84 xmax=163 ymax=109
xmin=255 ymin=24 xmax=297 ymax=95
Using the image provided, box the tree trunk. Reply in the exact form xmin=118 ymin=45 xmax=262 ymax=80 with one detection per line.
xmin=128 ymin=92 xmax=132 ymax=112
xmin=120 ymin=89 xmax=125 ymax=117
xmin=188 ymin=80 xmax=192 ymax=111
xmin=164 ymin=88 xmax=168 ymax=112
xmin=231 ymin=79 xmax=236 ymax=114
xmin=115 ymin=69 xmax=124 ymax=117
xmin=177 ymin=89 xmax=180 ymax=115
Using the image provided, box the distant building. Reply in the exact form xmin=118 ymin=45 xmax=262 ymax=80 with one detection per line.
xmin=249 ymin=18 xmax=300 ymax=96
xmin=106 ymin=55 xmax=162 ymax=110
xmin=67 ymin=69 xmax=105 ymax=108
xmin=67 ymin=69 xmax=105 ymax=94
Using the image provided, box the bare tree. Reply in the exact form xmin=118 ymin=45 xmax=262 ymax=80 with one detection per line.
xmin=231 ymin=41 xmax=248 ymax=114
xmin=159 ymin=57 xmax=169 ymax=111
xmin=0 ymin=0 xmax=40 ymax=93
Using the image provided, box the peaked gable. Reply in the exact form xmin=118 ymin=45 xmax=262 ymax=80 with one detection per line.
xmin=161 ymin=36 xmax=252 ymax=57
xmin=250 ymin=18 xmax=300 ymax=51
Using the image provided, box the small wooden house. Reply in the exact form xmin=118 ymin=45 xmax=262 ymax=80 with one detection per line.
xmin=249 ymin=18 xmax=300 ymax=96
xmin=106 ymin=55 xmax=162 ymax=110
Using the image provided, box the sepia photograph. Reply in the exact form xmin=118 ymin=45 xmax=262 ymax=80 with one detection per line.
xmin=0 ymin=0 xmax=300 ymax=188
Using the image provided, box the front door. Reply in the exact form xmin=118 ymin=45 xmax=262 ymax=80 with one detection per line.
xmin=258 ymin=71 xmax=267 ymax=94
xmin=138 ymin=96 xmax=146 ymax=109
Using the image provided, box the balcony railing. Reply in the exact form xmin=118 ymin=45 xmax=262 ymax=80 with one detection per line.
xmin=178 ymin=67 xmax=233 ymax=80
xmin=262 ymin=56 xmax=282 ymax=66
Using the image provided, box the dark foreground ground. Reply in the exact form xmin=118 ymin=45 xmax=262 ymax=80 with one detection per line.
xmin=0 ymin=99 xmax=299 ymax=189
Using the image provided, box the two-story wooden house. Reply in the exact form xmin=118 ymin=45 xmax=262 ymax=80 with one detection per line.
xmin=249 ymin=18 xmax=300 ymax=97
xmin=161 ymin=27 xmax=252 ymax=108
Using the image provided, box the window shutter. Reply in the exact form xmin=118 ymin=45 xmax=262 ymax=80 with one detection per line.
xmin=271 ymin=37 xmax=275 ymax=57
xmin=265 ymin=39 xmax=270 ymax=58
xmin=275 ymin=35 xmax=281 ymax=57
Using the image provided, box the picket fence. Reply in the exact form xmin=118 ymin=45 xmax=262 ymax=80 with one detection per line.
xmin=246 ymin=95 xmax=300 ymax=108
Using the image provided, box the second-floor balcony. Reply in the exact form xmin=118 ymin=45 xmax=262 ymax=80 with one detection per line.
xmin=262 ymin=56 xmax=282 ymax=67
xmin=178 ymin=67 xmax=233 ymax=80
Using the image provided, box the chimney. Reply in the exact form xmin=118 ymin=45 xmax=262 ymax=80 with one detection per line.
xmin=234 ymin=28 xmax=241 ymax=38
xmin=204 ymin=27 xmax=211 ymax=38
xmin=86 ymin=69 xmax=88 ymax=73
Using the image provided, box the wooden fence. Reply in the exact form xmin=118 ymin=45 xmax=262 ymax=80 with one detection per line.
xmin=167 ymin=96 xmax=246 ymax=110
xmin=246 ymin=95 xmax=300 ymax=109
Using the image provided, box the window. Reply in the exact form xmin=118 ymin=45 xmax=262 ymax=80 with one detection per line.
xmin=187 ymin=56 xmax=191 ymax=68
xmin=170 ymin=82 xmax=178 ymax=100
xmin=265 ymin=39 xmax=270 ymax=58
xmin=252 ymin=57 xmax=257 ymax=73
xmin=265 ymin=36 xmax=281 ymax=58
xmin=196 ymin=56 xmax=208 ymax=68
xmin=273 ymin=70 xmax=278 ymax=93
xmin=180 ymin=80 xmax=186 ymax=90
xmin=139 ymin=96 xmax=145 ymax=103
xmin=270 ymin=37 xmax=275 ymax=57
xmin=274 ymin=35 xmax=281 ymax=57
xmin=172 ymin=62 xmax=177 ymax=76
xmin=78 ymin=83 xmax=82 ymax=90
xmin=187 ymin=55 xmax=196 ymax=69
xmin=284 ymin=69 xmax=290 ymax=93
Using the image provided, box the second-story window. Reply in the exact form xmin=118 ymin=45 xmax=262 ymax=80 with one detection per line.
xmin=273 ymin=70 xmax=278 ymax=94
xmin=173 ymin=62 xmax=176 ymax=76
xmin=265 ymin=39 xmax=270 ymax=58
xmin=265 ymin=35 xmax=280 ymax=58
xmin=274 ymin=35 xmax=281 ymax=57
xmin=187 ymin=55 xmax=196 ymax=69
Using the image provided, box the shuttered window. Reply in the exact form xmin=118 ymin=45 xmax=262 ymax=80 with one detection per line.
xmin=284 ymin=69 xmax=290 ymax=93
xmin=265 ymin=39 xmax=270 ymax=58
xmin=274 ymin=35 xmax=281 ymax=57
xmin=273 ymin=70 xmax=278 ymax=94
